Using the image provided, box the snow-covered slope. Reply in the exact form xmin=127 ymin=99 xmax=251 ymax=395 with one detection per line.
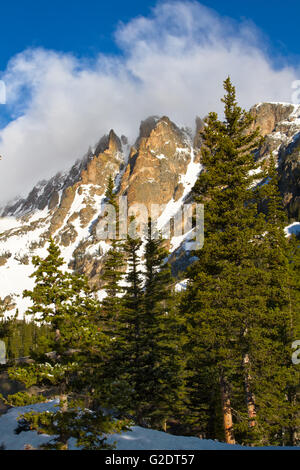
xmin=0 ymin=117 xmax=202 ymax=318
xmin=0 ymin=401 xmax=298 ymax=450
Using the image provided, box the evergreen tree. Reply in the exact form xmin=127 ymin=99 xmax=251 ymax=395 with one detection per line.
xmin=105 ymin=174 xmax=117 ymax=210
xmin=285 ymin=232 xmax=300 ymax=445
xmin=105 ymin=174 xmax=119 ymax=237
xmin=239 ymin=156 xmax=299 ymax=445
xmin=0 ymin=300 xmax=13 ymax=344
xmin=8 ymin=238 xmax=127 ymax=449
xmin=181 ymin=78 xmax=298 ymax=445
xmin=111 ymin=234 xmax=145 ymax=423
xmin=103 ymin=219 xmax=187 ymax=431
xmin=142 ymin=219 xmax=187 ymax=430
xmin=101 ymin=242 xmax=125 ymax=323
xmin=101 ymin=176 xmax=125 ymax=324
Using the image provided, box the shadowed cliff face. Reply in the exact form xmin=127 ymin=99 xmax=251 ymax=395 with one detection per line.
xmin=278 ymin=136 xmax=300 ymax=220
xmin=0 ymin=104 xmax=300 ymax=316
xmin=250 ymin=102 xmax=300 ymax=219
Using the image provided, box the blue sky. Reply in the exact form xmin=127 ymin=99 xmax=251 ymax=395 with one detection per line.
xmin=0 ymin=0 xmax=300 ymax=71
xmin=1 ymin=0 xmax=300 ymax=203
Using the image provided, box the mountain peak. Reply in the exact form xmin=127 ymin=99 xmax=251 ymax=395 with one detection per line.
xmin=1 ymin=106 xmax=300 ymax=317
xmin=250 ymin=102 xmax=298 ymax=136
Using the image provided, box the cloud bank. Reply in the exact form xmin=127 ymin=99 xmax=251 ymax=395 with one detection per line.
xmin=0 ymin=1 xmax=299 ymax=204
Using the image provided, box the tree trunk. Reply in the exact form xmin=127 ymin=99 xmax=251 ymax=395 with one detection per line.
xmin=219 ymin=374 xmax=235 ymax=444
xmin=290 ymin=391 xmax=300 ymax=446
xmin=243 ymin=354 xmax=256 ymax=428
xmin=59 ymin=393 xmax=68 ymax=450
xmin=55 ymin=329 xmax=68 ymax=450
xmin=55 ymin=328 xmax=61 ymax=343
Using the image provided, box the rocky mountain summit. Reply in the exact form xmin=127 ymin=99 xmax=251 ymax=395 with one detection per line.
xmin=250 ymin=102 xmax=300 ymax=219
xmin=0 ymin=103 xmax=299 ymax=316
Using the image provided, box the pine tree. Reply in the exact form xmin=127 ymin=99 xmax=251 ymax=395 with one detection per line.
xmin=103 ymin=219 xmax=187 ymax=431
xmin=181 ymin=78 xmax=298 ymax=445
xmin=105 ymin=174 xmax=119 ymax=237
xmin=182 ymin=77 xmax=263 ymax=444
xmin=101 ymin=176 xmax=125 ymax=325
xmin=142 ymin=218 xmax=187 ymax=430
xmin=105 ymin=174 xmax=117 ymax=210
xmin=287 ymin=233 xmax=300 ymax=445
xmin=112 ymin=234 xmax=145 ymax=423
xmin=8 ymin=238 xmax=126 ymax=449
xmin=98 ymin=178 xmax=128 ymax=410
xmin=236 ymin=156 xmax=298 ymax=445
xmin=0 ymin=298 xmax=16 ymax=355
xmin=101 ymin=242 xmax=125 ymax=322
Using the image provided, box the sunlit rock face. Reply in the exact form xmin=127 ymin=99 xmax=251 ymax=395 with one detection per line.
xmin=120 ymin=116 xmax=192 ymax=214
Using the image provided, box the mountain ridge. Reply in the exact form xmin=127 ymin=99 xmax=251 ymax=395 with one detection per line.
xmin=0 ymin=102 xmax=299 ymax=317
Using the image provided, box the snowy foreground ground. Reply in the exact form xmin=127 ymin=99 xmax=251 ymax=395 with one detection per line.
xmin=0 ymin=401 xmax=298 ymax=450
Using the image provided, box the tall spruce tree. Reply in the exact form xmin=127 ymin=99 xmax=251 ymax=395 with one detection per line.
xmin=0 ymin=301 xmax=10 ymax=343
xmin=288 ymin=234 xmax=300 ymax=445
xmin=104 ymin=219 xmax=187 ymax=431
xmin=8 ymin=238 xmax=126 ymax=449
xmin=113 ymin=234 xmax=145 ymax=423
xmin=181 ymin=78 xmax=298 ymax=446
xmin=239 ymin=156 xmax=300 ymax=445
xmin=101 ymin=176 xmax=125 ymax=325
xmin=142 ymin=218 xmax=187 ymax=431
xmin=98 ymin=178 xmax=128 ymax=410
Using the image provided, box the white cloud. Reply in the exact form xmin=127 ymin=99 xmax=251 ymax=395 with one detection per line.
xmin=0 ymin=1 xmax=299 ymax=205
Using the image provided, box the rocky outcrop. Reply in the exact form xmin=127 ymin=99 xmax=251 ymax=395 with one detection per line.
xmin=81 ymin=130 xmax=124 ymax=192
xmin=69 ymin=238 xmax=107 ymax=289
xmin=120 ymin=117 xmax=192 ymax=217
xmin=1 ymin=130 xmax=124 ymax=219
xmin=135 ymin=116 xmax=160 ymax=149
xmin=250 ymin=103 xmax=295 ymax=137
xmin=1 ymin=149 xmax=94 ymax=217
xmin=249 ymin=103 xmax=300 ymax=219
xmin=278 ymin=135 xmax=300 ymax=220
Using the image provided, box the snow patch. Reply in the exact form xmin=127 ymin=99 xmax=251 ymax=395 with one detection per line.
xmin=0 ymin=217 xmax=20 ymax=233
xmin=0 ymin=401 xmax=298 ymax=450
xmin=285 ymin=222 xmax=300 ymax=237
xmin=175 ymin=279 xmax=188 ymax=292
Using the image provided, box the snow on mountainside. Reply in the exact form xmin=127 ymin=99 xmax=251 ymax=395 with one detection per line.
xmin=0 ymin=105 xmax=299 ymax=318
xmin=0 ymin=117 xmax=200 ymax=317
xmin=0 ymin=401 xmax=298 ymax=450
